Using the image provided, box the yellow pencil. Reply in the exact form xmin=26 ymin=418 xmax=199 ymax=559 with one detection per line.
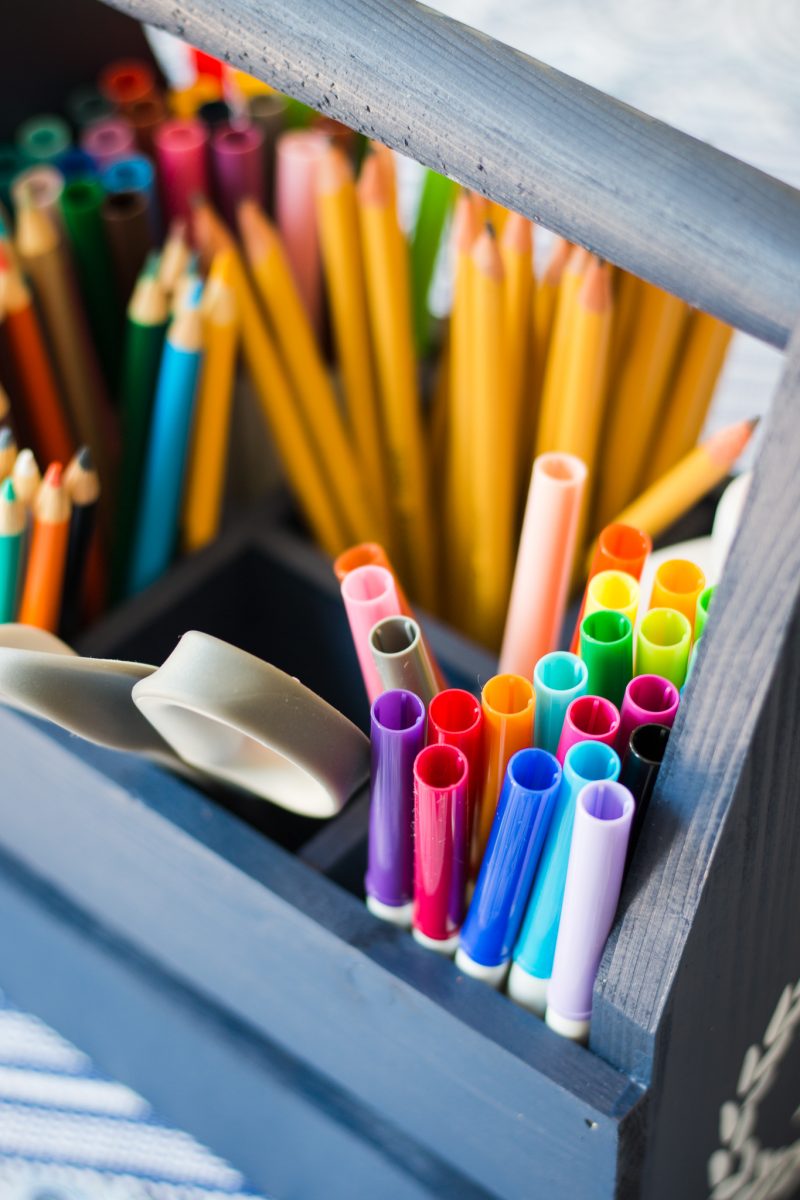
xmin=158 ymin=219 xmax=191 ymax=298
xmin=316 ymin=145 xmax=390 ymax=540
xmin=238 ymin=198 xmax=375 ymax=546
xmin=608 ymin=270 xmax=642 ymax=377
xmin=642 ymin=310 xmax=734 ymax=486
xmin=182 ymin=250 xmax=239 ymax=552
xmin=501 ymin=212 xmax=534 ymax=501
xmin=595 ymin=282 xmax=689 ymax=529
xmin=357 ymin=154 xmax=436 ymax=608
xmin=467 ymin=224 xmax=512 ymax=647
xmin=192 ymin=197 xmax=348 ymax=557
xmin=587 ymin=417 xmax=757 ymax=565
xmin=535 ymin=244 xmax=590 ymax=457
xmin=445 ymin=191 xmax=482 ymax=614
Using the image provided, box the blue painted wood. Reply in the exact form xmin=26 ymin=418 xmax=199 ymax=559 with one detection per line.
xmin=0 ymin=710 xmax=644 ymax=1198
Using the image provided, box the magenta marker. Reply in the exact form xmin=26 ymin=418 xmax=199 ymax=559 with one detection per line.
xmin=81 ymin=117 xmax=136 ymax=171
xmin=615 ymin=673 xmax=679 ymax=758
xmin=340 ymin=564 xmax=402 ymax=704
xmin=154 ymin=118 xmax=210 ymax=223
xmin=413 ymin=744 xmax=470 ymax=955
xmin=366 ymin=689 xmax=426 ymax=927
xmin=211 ymin=120 xmax=266 ymax=230
xmin=546 ymin=780 xmax=634 ymax=1042
xmin=555 ymin=695 xmax=620 ymax=765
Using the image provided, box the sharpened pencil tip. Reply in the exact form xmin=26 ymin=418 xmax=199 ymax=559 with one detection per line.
xmin=77 ymin=446 xmax=94 ymax=470
xmin=44 ymin=462 xmax=63 ymax=487
xmin=0 ymin=478 xmax=15 ymax=501
xmin=0 ymin=427 xmax=14 ymax=449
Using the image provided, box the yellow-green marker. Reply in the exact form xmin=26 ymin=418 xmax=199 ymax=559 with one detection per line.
xmin=636 ymin=608 xmax=692 ymax=689
xmin=0 ymin=478 xmax=24 ymax=622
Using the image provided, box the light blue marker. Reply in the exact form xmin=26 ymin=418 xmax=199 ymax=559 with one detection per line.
xmin=533 ymin=651 xmax=588 ymax=755
xmin=507 ymin=739 xmax=620 ymax=1015
xmin=126 ymin=280 xmax=203 ymax=597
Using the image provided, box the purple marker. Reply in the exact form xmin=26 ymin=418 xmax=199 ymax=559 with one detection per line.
xmin=615 ymin=673 xmax=679 ymax=758
xmin=545 ymin=780 xmax=634 ymax=1042
xmin=365 ymin=688 xmax=426 ymax=927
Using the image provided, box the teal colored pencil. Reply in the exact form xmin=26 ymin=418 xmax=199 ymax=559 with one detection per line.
xmin=410 ymin=170 xmax=457 ymax=354
xmin=0 ymin=478 xmax=24 ymax=622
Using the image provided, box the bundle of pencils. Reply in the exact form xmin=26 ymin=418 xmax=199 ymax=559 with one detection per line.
xmin=0 ymin=48 xmax=747 ymax=650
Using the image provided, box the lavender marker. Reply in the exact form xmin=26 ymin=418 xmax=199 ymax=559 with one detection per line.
xmin=366 ymin=688 xmax=426 ymax=926
xmin=545 ymin=779 xmax=634 ymax=1042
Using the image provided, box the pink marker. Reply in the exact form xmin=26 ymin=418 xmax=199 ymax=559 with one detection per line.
xmin=556 ymin=695 xmax=620 ymax=765
xmin=275 ymin=129 xmax=327 ymax=333
xmin=81 ymin=117 xmax=135 ymax=171
xmin=211 ymin=120 xmax=265 ymax=231
xmin=154 ymin=118 xmax=210 ymax=224
xmin=340 ymin=565 xmax=402 ymax=704
xmin=615 ymin=674 xmax=679 ymax=758
xmin=413 ymin=744 xmax=470 ymax=955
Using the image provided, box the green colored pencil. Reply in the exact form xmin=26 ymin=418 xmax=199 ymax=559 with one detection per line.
xmin=410 ymin=169 xmax=457 ymax=355
xmin=60 ymin=176 xmax=123 ymax=387
xmin=0 ymin=478 xmax=24 ymax=622
xmin=111 ymin=252 xmax=169 ymax=600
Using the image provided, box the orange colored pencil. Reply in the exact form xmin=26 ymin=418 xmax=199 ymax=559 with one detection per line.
xmin=18 ymin=461 xmax=72 ymax=631
xmin=0 ymin=255 xmax=74 ymax=468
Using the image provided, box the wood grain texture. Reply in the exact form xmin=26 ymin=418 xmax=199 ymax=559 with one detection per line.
xmin=592 ymin=323 xmax=800 ymax=1189
xmin=98 ymin=0 xmax=800 ymax=345
xmin=0 ymin=711 xmax=644 ymax=1199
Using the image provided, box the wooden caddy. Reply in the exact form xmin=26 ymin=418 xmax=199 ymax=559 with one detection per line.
xmin=2 ymin=1 xmax=800 ymax=1196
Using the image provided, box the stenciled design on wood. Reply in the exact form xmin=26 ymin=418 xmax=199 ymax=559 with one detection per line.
xmin=707 ymin=977 xmax=800 ymax=1199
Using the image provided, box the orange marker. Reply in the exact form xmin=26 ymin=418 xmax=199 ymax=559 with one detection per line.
xmin=18 ymin=462 xmax=72 ymax=631
xmin=473 ymin=673 xmax=536 ymax=874
xmin=0 ymin=253 xmax=74 ymax=467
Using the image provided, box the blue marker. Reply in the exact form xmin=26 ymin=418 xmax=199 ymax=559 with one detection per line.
xmin=533 ymin=652 xmax=588 ymax=755
xmin=455 ymin=749 xmax=561 ymax=987
xmin=126 ymin=280 xmax=204 ymax=596
xmin=508 ymin=739 xmax=620 ymax=1015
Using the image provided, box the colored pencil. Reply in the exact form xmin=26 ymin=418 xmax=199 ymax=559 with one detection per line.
xmin=0 ymin=427 xmax=17 ymax=480
xmin=0 ymin=477 xmax=24 ymax=622
xmin=11 ymin=449 xmax=41 ymax=510
xmin=18 ymin=461 xmax=72 ymax=631
xmin=101 ymin=189 xmax=154 ymax=304
xmin=535 ymin=245 xmax=589 ymax=457
xmin=501 ymin=212 xmax=534 ymax=494
xmin=59 ymin=177 xmax=122 ymax=386
xmin=61 ymin=446 xmax=101 ymax=640
xmin=158 ymin=218 xmax=191 ymax=297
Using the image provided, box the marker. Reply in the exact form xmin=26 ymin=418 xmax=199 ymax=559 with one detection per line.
xmin=615 ymin=674 xmax=679 ymax=758
xmin=546 ymin=780 xmax=634 ymax=1042
xmin=579 ymin=610 xmax=633 ymax=709
xmin=649 ymin=559 xmax=706 ymax=632
xmin=570 ymin=523 xmax=652 ymax=653
xmin=620 ymin=723 xmax=671 ymax=866
xmin=413 ymin=744 xmax=470 ymax=954
xmin=695 ymin=584 xmax=716 ymax=640
xmin=340 ymin=564 xmax=402 ymax=704
xmin=427 ymin=688 xmax=483 ymax=857
xmin=533 ymin=652 xmax=588 ymax=756
xmin=508 ymin=740 xmax=621 ymax=1015
xmin=366 ymin=689 xmax=426 ymax=926
xmin=456 ymin=748 xmax=561 ymax=987
xmin=556 ymin=695 xmax=620 ymax=764
xmin=473 ymin=673 xmax=536 ymax=872
xmin=369 ymin=615 xmax=438 ymax=709
xmin=636 ymin=608 xmax=692 ymax=688
xmin=583 ymin=570 xmax=640 ymax=628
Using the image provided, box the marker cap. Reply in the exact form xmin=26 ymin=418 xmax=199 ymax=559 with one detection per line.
xmin=459 ymin=748 xmax=561 ymax=972
xmin=533 ymin=652 xmax=588 ymax=756
xmin=340 ymin=564 xmax=401 ymax=704
xmin=636 ymin=608 xmax=692 ymax=688
xmin=511 ymin=740 xmax=620 ymax=1006
xmin=427 ymin=688 xmax=483 ymax=853
xmin=366 ymin=689 xmax=426 ymax=915
xmin=369 ymin=615 xmax=438 ymax=709
xmin=546 ymin=780 xmax=634 ymax=1036
xmin=584 ymin=569 xmax=640 ymax=627
xmin=695 ymin=584 xmax=716 ymax=640
xmin=620 ymin=722 xmax=671 ymax=864
xmin=579 ymin=610 xmax=633 ymax=709
xmin=555 ymin=694 xmax=620 ymax=765
xmin=615 ymin=673 xmax=679 ymax=758
xmin=413 ymin=744 xmax=470 ymax=949
xmin=650 ymin=559 xmax=706 ymax=631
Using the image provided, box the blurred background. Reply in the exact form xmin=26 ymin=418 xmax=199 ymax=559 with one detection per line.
xmin=1 ymin=0 xmax=796 ymax=1195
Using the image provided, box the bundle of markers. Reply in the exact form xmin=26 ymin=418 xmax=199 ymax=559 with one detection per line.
xmin=337 ymin=510 xmax=717 ymax=1042
xmin=0 ymin=46 xmax=755 ymax=648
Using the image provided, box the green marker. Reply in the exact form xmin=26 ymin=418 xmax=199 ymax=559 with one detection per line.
xmin=636 ymin=608 xmax=693 ymax=689
xmin=695 ymin=584 xmax=715 ymax=640
xmin=16 ymin=114 xmax=72 ymax=164
xmin=410 ymin=169 xmax=457 ymax=355
xmin=60 ymin=177 xmax=122 ymax=387
xmin=282 ymin=97 xmax=316 ymax=129
xmin=580 ymin=609 xmax=633 ymax=709
xmin=111 ymin=252 xmax=169 ymax=601
xmin=0 ymin=479 xmax=24 ymax=623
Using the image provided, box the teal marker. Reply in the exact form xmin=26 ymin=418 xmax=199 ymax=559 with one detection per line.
xmin=508 ymin=739 xmax=621 ymax=1016
xmin=580 ymin=609 xmax=634 ymax=709
xmin=0 ymin=478 xmax=24 ymax=622
xmin=533 ymin=652 xmax=588 ymax=756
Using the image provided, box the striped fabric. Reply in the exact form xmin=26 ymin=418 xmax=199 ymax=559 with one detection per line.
xmin=0 ymin=992 xmax=267 ymax=1200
